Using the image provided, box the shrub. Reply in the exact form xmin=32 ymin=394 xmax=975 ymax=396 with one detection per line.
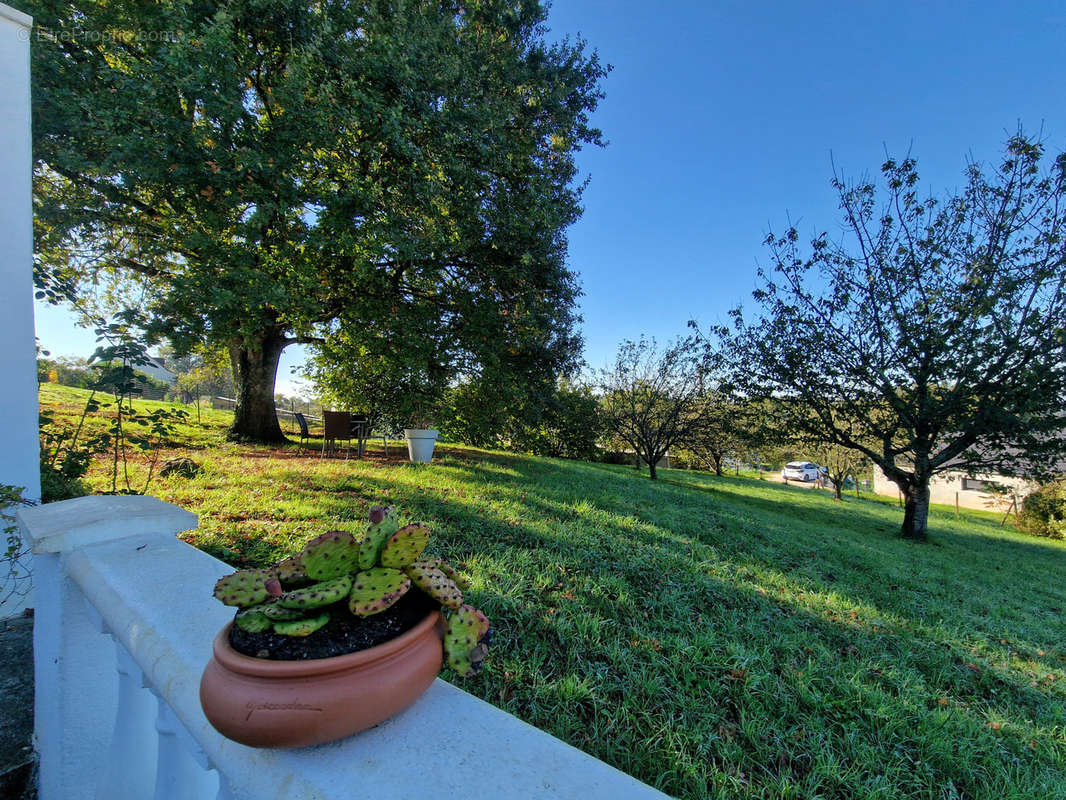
xmin=39 ymin=405 xmax=108 ymax=503
xmin=507 ymin=383 xmax=603 ymax=461
xmin=1019 ymin=479 xmax=1066 ymax=539
xmin=1 ymin=484 xmax=33 ymax=610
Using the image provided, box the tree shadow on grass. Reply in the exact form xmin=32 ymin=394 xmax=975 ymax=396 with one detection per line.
xmin=294 ymin=461 xmax=1066 ymax=798
xmin=181 ymin=445 xmax=1066 ymax=797
xmin=417 ymin=452 xmax=1066 ymax=655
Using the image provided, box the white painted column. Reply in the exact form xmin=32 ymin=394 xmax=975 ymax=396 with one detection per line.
xmin=17 ymin=496 xmax=198 ymax=800
xmin=95 ymin=643 xmax=158 ymax=800
xmin=0 ymin=2 xmax=38 ymax=621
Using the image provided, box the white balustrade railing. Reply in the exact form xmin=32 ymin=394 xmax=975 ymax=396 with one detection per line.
xmin=17 ymin=495 xmax=670 ymax=800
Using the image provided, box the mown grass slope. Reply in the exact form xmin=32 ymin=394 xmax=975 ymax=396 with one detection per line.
xmin=41 ymin=384 xmax=1066 ymax=799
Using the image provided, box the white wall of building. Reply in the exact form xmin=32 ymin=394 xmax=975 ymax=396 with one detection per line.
xmin=0 ymin=2 xmax=38 ymax=618
xmin=872 ymin=465 xmax=1033 ymax=512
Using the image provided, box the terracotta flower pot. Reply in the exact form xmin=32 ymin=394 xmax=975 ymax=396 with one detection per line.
xmin=199 ymin=610 xmax=443 ymax=748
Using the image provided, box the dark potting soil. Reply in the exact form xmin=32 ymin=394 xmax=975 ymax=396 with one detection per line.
xmin=229 ymin=588 xmax=439 ymax=661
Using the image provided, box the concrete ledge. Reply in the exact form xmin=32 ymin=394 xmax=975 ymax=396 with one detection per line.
xmin=17 ymin=495 xmax=197 ymax=554
xmin=0 ymin=3 xmax=32 ymax=30
xmin=67 ymin=532 xmax=670 ymax=799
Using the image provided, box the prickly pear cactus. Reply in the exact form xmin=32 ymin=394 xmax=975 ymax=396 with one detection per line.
xmin=379 ymin=523 xmax=431 ymax=568
xmin=269 ymin=555 xmax=307 ymax=585
xmin=213 ymin=570 xmax=270 ymax=607
xmin=274 ymin=611 xmax=330 ymax=637
xmin=348 ymin=568 xmax=411 ymax=616
xmin=438 ymin=559 xmax=471 ymax=590
xmin=405 ymin=560 xmax=464 ymax=610
xmin=262 ymin=604 xmax=308 ymax=621
xmin=443 ymin=605 xmax=492 ymax=677
xmin=300 ymin=530 xmax=361 ymax=581
xmin=234 ymin=606 xmax=273 ymax=633
xmin=357 ymin=506 xmax=399 ymax=570
xmin=214 ymin=502 xmax=493 ymax=673
xmin=277 ymin=575 xmax=354 ymax=610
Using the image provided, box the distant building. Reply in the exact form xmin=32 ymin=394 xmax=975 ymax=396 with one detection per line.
xmin=873 ymin=466 xmax=1037 ymax=511
xmin=137 ymin=356 xmax=178 ymax=385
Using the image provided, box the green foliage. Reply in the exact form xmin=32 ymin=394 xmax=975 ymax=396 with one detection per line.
xmin=168 ymin=346 xmax=235 ymax=400
xmin=505 ymin=381 xmax=603 ymax=460
xmin=439 ymin=378 xmax=602 ymax=459
xmin=308 ymin=346 xmax=439 ymax=435
xmin=598 ymin=336 xmax=711 ymax=479
xmin=681 ymin=391 xmax=749 ymax=476
xmin=31 ymin=0 xmax=606 ymax=441
xmin=37 ymin=355 xmax=93 ymax=388
xmin=719 ymin=132 xmax=1066 ymax=539
xmin=39 ymin=399 xmax=110 ymax=503
xmin=39 ymin=314 xmax=189 ymax=498
xmin=1 ymin=485 xmax=34 ymax=612
xmin=814 ymin=442 xmax=869 ymax=500
xmin=1019 ymin=479 xmax=1066 ymax=539
xmin=42 ymin=388 xmax=1066 ymax=797
xmin=89 ymin=314 xmax=190 ymax=494
xmin=40 ymin=384 xmax=233 ymax=459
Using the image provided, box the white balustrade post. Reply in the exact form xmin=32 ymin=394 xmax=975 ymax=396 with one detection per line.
xmin=17 ymin=496 xmax=198 ymax=800
xmin=153 ymin=699 xmax=219 ymax=800
xmin=95 ymin=642 xmax=159 ymax=800
xmin=214 ymin=776 xmax=239 ymax=800
xmin=0 ymin=0 xmax=40 ymax=621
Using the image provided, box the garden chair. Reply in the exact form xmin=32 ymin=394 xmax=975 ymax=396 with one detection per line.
xmin=293 ymin=412 xmax=316 ymax=448
xmin=350 ymin=413 xmax=369 ymax=458
xmin=321 ymin=410 xmax=353 ymax=460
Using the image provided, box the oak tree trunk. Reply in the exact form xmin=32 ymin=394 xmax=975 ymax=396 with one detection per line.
xmin=648 ymin=460 xmax=658 ymax=480
xmin=900 ymin=481 xmax=931 ymax=540
xmin=228 ymin=333 xmax=287 ymax=443
xmin=712 ymin=453 xmax=723 ymax=477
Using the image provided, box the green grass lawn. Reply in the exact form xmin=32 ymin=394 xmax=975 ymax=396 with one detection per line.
xmin=41 ymin=384 xmax=1066 ymax=799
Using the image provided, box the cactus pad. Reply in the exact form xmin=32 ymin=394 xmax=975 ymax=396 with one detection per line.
xmin=357 ymin=507 xmax=399 ymax=569
xmin=438 ymin=559 xmax=471 ymax=590
xmin=213 ymin=570 xmax=270 ymax=607
xmin=443 ymin=605 xmax=492 ymax=677
xmin=269 ymin=555 xmax=307 ymax=585
xmin=405 ymin=560 xmax=464 ymax=609
xmin=277 ymin=575 xmax=353 ymax=610
xmin=348 ymin=568 xmax=411 ymax=616
xmin=234 ymin=606 xmax=273 ymax=633
xmin=273 ymin=612 xmax=330 ymax=637
xmin=262 ymin=603 xmax=308 ymax=620
xmin=300 ymin=530 xmax=361 ymax=581
xmin=379 ymin=523 xmax=431 ymax=568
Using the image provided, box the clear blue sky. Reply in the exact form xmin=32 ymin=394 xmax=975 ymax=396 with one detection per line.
xmin=35 ymin=0 xmax=1066 ymax=393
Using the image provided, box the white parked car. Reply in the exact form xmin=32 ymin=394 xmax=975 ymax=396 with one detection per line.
xmin=782 ymin=461 xmax=820 ymax=482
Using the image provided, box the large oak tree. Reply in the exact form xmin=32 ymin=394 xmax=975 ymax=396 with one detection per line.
xmin=31 ymin=0 xmax=605 ymax=441
xmin=722 ymin=134 xmax=1066 ymax=539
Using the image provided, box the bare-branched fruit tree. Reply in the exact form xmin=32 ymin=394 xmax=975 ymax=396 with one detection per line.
xmin=599 ymin=337 xmax=710 ymax=480
xmin=682 ymin=392 xmax=747 ymax=477
xmin=723 ymin=133 xmax=1066 ymax=539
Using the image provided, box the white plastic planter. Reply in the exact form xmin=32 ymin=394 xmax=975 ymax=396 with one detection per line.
xmin=404 ymin=429 xmax=439 ymax=463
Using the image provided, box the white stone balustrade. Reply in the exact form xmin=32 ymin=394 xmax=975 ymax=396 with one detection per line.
xmin=18 ymin=495 xmax=671 ymax=800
